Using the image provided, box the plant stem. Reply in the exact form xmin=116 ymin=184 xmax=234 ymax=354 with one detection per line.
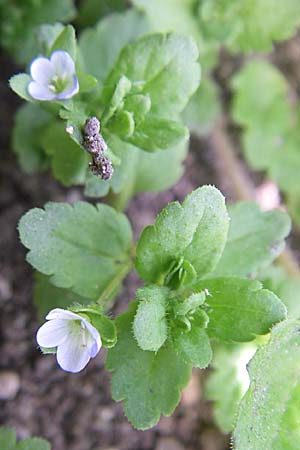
xmin=96 ymin=259 xmax=134 ymax=305
xmin=209 ymin=117 xmax=300 ymax=277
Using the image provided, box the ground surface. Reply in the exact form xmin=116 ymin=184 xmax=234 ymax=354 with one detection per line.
xmin=0 ymin=50 xmax=229 ymax=450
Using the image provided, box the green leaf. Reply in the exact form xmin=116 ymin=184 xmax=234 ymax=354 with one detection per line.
xmin=233 ymin=320 xmax=300 ymax=450
xmin=212 ymin=202 xmax=291 ymax=277
xmin=102 ymin=32 xmax=200 ymax=118
xmin=77 ymin=72 xmax=98 ymax=93
xmin=106 ymin=303 xmax=192 ymax=429
xmin=76 ymin=0 xmax=127 ymax=27
xmin=231 ymin=60 xmax=292 ymax=170
xmin=34 ymin=273 xmax=91 ymax=320
xmin=9 ymin=74 xmax=33 ymax=102
xmin=19 ymin=202 xmax=133 ymax=300
xmin=85 ymin=135 xmax=187 ymax=200
xmin=173 ymin=291 xmax=206 ymax=317
xmin=41 ymin=122 xmax=89 ymax=186
xmin=133 ymin=285 xmax=169 ymax=352
xmin=260 ymin=266 xmax=300 ymax=319
xmin=182 ymin=78 xmax=220 ymax=134
xmin=36 ymin=23 xmax=64 ymax=56
xmin=205 ymin=343 xmax=256 ymax=433
xmin=49 ymin=25 xmax=76 ymax=60
xmin=194 ymin=278 xmax=287 ymax=342
xmin=199 ymin=0 xmax=300 ymax=53
xmin=0 ymin=426 xmax=50 ymax=450
xmin=128 ymin=116 xmax=188 ymax=152
xmin=0 ymin=427 xmax=16 ymax=450
xmin=136 ymin=185 xmax=229 ymax=284
xmin=17 ymin=438 xmax=51 ymax=450
xmin=79 ymin=9 xmax=149 ymax=83
xmin=12 ymin=103 xmax=52 ymax=173
xmin=173 ymin=310 xmax=212 ymax=368
xmin=0 ymin=0 xmax=75 ymax=65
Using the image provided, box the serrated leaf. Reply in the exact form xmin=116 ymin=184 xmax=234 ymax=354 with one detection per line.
xmin=19 ymin=202 xmax=133 ymax=300
xmin=79 ymin=9 xmax=149 ymax=83
xmin=12 ymin=103 xmax=52 ymax=173
xmin=49 ymin=25 xmax=76 ymax=60
xmin=17 ymin=437 xmax=51 ymax=450
xmin=41 ymin=122 xmax=88 ymax=186
xmin=106 ymin=303 xmax=192 ymax=429
xmin=194 ymin=278 xmax=287 ymax=342
xmin=34 ymin=273 xmax=91 ymax=320
xmin=233 ymin=320 xmax=300 ymax=450
xmin=102 ymin=32 xmax=200 ymax=118
xmin=173 ymin=310 xmax=212 ymax=368
xmin=0 ymin=426 xmax=50 ymax=450
xmin=199 ymin=0 xmax=300 ymax=53
xmin=9 ymin=74 xmax=33 ymax=102
xmin=205 ymin=343 xmax=256 ymax=433
xmin=133 ymin=285 xmax=169 ymax=352
xmin=0 ymin=427 xmax=16 ymax=450
xmin=212 ymin=202 xmax=291 ymax=277
xmin=136 ymin=185 xmax=229 ymax=284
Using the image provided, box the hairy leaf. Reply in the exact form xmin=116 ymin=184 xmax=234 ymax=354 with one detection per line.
xmin=233 ymin=320 xmax=300 ymax=450
xmin=19 ymin=202 xmax=133 ymax=300
xmin=195 ymin=278 xmax=286 ymax=341
xmin=173 ymin=310 xmax=212 ymax=368
xmin=136 ymin=185 xmax=229 ymax=283
xmin=106 ymin=303 xmax=191 ymax=429
xmin=133 ymin=285 xmax=169 ymax=352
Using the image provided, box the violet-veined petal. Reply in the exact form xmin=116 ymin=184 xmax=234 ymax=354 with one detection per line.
xmin=36 ymin=319 xmax=69 ymax=348
xmin=82 ymin=321 xmax=102 ymax=357
xmin=28 ymin=81 xmax=56 ymax=101
xmin=56 ymin=334 xmax=91 ymax=373
xmin=46 ymin=308 xmax=82 ymax=321
xmin=50 ymin=50 xmax=75 ymax=75
xmin=30 ymin=57 xmax=54 ymax=84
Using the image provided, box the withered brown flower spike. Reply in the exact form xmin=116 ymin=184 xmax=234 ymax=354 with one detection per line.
xmin=83 ymin=117 xmax=113 ymax=180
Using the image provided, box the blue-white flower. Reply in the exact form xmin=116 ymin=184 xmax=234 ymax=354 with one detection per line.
xmin=36 ymin=308 xmax=102 ymax=373
xmin=28 ymin=50 xmax=79 ymax=101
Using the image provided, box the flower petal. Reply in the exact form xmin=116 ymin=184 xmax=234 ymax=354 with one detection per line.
xmin=82 ymin=320 xmax=102 ymax=356
xmin=28 ymin=81 xmax=56 ymax=101
xmin=30 ymin=57 xmax=54 ymax=84
xmin=56 ymin=75 xmax=79 ymax=100
xmin=56 ymin=334 xmax=91 ymax=373
xmin=36 ymin=319 xmax=69 ymax=348
xmin=46 ymin=308 xmax=82 ymax=321
xmin=50 ymin=50 xmax=75 ymax=75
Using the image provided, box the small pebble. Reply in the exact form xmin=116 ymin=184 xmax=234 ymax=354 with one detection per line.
xmin=0 ymin=371 xmax=20 ymax=400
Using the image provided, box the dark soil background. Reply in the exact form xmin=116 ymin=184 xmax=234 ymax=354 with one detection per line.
xmin=1 ymin=33 xmax=300 ymax=450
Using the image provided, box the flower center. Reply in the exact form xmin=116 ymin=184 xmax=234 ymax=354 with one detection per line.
xmin=48 ymin=73 xmax=70 ymax=94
